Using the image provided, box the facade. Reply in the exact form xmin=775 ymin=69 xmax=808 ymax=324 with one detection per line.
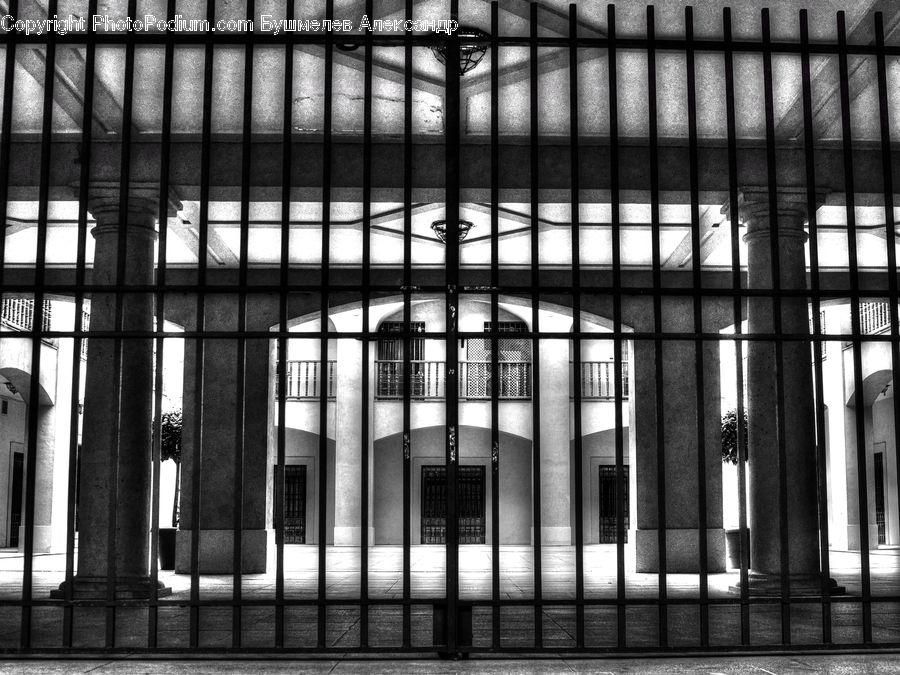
xmin=1 ymin=0 xmax=900 ymax=654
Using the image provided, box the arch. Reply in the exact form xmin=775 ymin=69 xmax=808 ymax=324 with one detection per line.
xmin=845 ymin=341 xmax=894 ymax=407
xmin=0 ymin=365 xmax=54 ymax=407
xmin=280 ymin=294 xmax=633 ymax=335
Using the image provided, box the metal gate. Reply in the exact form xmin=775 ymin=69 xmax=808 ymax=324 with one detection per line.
xmin=1 ymin=0 xmax=900 ymax=658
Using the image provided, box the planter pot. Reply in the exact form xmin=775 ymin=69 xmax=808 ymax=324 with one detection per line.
xmin=158 ymin=528 xmax=177 ymax=571
xmin=725 ymin=528 xmax=748 ymax=570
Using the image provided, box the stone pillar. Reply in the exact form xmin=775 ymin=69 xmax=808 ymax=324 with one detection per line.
xmin=29 ymin=405 xmax=60 ymax=553
xmin=175 ymin=296 xmax=276 ymax=573
xmin=631 ymin=314 xmax=725 ymax=573
xmin=539 ymin=316 xmax=573 ymax=545
xmin=53 ymin=183 xmax=168 ymax=599
xmin=737 ymin=187 xmax=838 ymax=592
xmin=333 ymin=337 xmax=365 ymax=545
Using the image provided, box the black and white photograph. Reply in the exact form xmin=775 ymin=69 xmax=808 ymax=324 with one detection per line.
xmin=0 ymin=0 xmax=899 ymax=672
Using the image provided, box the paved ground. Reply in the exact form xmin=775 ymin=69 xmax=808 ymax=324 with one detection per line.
xmin=1 ymin=654 xmax=900 ymax=674
xmin=0 ymin=546 xmax=898 ymax=653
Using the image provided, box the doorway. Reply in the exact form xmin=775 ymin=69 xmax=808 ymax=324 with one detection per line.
xmin=9 ymin=452 xmax=23 ymax=548
xmin=599 ymin=464 xmax=629 ymax=544
xmin=421 ymin=465 xmax=486 ymax=544
xmin=284 ymin=465 xmax=307 ymax=544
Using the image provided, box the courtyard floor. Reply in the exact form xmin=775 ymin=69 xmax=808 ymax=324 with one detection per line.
xmin=0 ymin=546 xmax=898 ymax=652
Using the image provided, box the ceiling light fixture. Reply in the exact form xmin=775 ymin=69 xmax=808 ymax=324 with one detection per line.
xmin=431 ymin=26 xmax=490 ymax=75
xmin=431 ymin=219 xmax=474 ymax=243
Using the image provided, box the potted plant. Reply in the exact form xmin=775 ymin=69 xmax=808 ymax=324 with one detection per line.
xmin=722 ymin=408 xmax=748 ymax=569
xmin=157 ymin=409 xmax=182 ymax=570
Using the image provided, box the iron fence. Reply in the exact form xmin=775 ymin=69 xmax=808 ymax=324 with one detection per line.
xmin=0 ymin=0 xmax=898 ymax=659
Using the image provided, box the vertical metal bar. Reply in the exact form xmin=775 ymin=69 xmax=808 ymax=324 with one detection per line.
xmin=0 ymin=0 xmax=16 ymax=292
xmin=569 ymin=2 xmax=586 ymax=650
xmin=61 ymin=0 xmax=97 ymax=647
xmin=528 ymin=2 xmax=544 ymax=648
xmin=103 ymin=0 xmax=139 ymax=647
xmin=402 ymin=0 xmax=414 ymax=650
xmin=231 ymin=0 xmax=256 ymax=647
xmin=189 ymin=0 xmax=218 ymax=647
xmin=0 ymin=6 xmax=17 ymax=641
xmin=360 ymin=0 xmax=374 ymax=647
xmin=761 ymin=8 xmax=793 ymax=644
xmin=444 ymin=0 xmax=461 ymax=652
xmin=148 ymin=0 xmax=177 ymax=648
xmin=276 ymin=0 xmax=297 ymax=650
xmin=837 ymin=10 xmax=874 ymax=644
xmin=874 ymin=15 xmax=900 ymax=649
xmin=646 ymin=4 xmax=669 ymax=649
xmin=317 ymin=0 xmax=334 ymax=651
xmin=799 ymin=8 xmax=834 ymax=644
xmin=721 ymin=7 xmax=751 ymax=646
xmin=489 ymin=0 xmax=501 ymax=650
xmin=684 ymin=6 xmax=710 ymax=647
xmin=607 ymin=3 xmax=627 ymax=650
xmin=20 ymin=0 xmax=58 ymax=650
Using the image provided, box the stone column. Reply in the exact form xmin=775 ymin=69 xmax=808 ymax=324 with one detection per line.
xmin=53 ymin=183 xmax=168 ymax=599
xmin=539 ymin=315 xmax=573 ymax=545
xmin=631 ymin=308 xmax=725 ymax=573
xmin=30 ymin=405 xmax=59 ymax=553
xmin=737 ymin=187 xmax=838 ymax=592
xmin=333 ymin=337 xmax=364 ymax=545
xmin=175 ymin=296 xmax=276 ymax=573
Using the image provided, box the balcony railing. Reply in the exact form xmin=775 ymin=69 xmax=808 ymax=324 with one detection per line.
xmin=375 ymin=360 xmax=533 ymax=400
xmin=376 ymin=360 xmax=446 ymax=399
xmin=277 ymin=360 xmax=336 ymax=400
xmin=577 ymin=361 xmax=630 ymax=400
xmin=860 ymin=301 xmax=892 ymax=335
xmin=1 ymin=298 xmax=52 ymax=333
xmin=283 ymin=359 xmax=628 ymax=401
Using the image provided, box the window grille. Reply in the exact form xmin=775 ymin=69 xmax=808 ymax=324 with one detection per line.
xmin=376 ymin=322 xmax=427 ymax=397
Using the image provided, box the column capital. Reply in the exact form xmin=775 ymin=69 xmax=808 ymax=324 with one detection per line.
xmin=83 ymin=182 xmax=160 ymax=237
xmin=719 ymin=187 xmax=828 ymax=243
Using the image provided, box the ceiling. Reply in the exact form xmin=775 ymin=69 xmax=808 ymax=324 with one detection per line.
xmin=1 ymin=0 xmax=898 ymax=271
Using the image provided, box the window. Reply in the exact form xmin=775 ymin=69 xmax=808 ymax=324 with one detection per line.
xmin=376 ymin=322 xmax=427 ymax=398
xmin=463 ymin=321 xmax=531 ymax=399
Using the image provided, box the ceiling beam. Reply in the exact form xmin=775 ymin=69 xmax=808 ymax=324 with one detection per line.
xmin=490 ymin=0 xmax=604 ymax=38
xmin=661 ymin=207 xmax=727 ymax=268
xmin=176 ymin=201 xmax=240 ymax=266
xmin=775 ymin=0 xmax=900 ymax=139
xmin=295 ymin=44 xmax=446 ymax=99
xmin=460 ymin=47 xmax=599 ymax=100
xmin=9 ymin=137 xmax=900 ymax=202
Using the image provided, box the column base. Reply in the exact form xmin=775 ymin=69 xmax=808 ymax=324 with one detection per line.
xmin=50 ymin=576 xmax=171 ymax=600
xmin=635 ymin=528 xmax=727 ymax=573
xmin=333 ymin=526 xmax=376 ymax=546
xmin=175 ymin=528 xmax=271 ymax=574
xmin=730 ymin=573 xmax=847 ymax=596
